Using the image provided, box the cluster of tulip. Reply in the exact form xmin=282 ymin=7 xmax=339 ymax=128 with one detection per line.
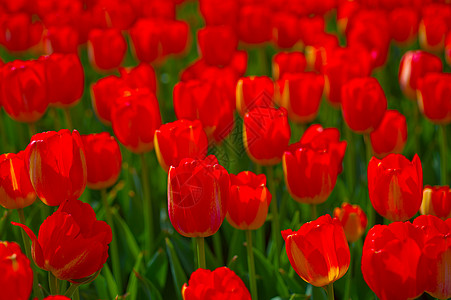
xmin=0 ymin=0 xmax=450 ymax=299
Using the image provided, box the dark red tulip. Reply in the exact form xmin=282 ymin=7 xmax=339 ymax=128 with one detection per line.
xmin=198 ymin=26 xmax=238 ymax=67
xmin=226 ymin=171 xmax=271 ymax=230
xmin=368 ymin=154 xmax=423 ymax=222
xmin=419 ymin=4 xmax=451 ymax=52
xmin=0 ymin=12 xmax=43 ymax=52
xmin=333 ymin=202 xmax=367 ymax=243
xmin=236 ymin=76 xmax=274 ymax=116
xmin=370 ymin=110 xmax=407 ymax=158
xmin=272 ymin=51 xmax=306 ymax=80
xmin=168 ymin=155 xmax=229 ymax=237
xmin=81 ymin=133 xmax=122 ymax=190
xmin=119 ymin=63 xmax=157 ymax=94
xmin=91 ymin=75 xmax=126 ymax=125
xmin=420 ymin=186 xmax=451 ymax=220
xmin=88 ymin=28 xmax=127 ymax=71
xmin=26 ymin=129 xmax=87 ymax=206
xmin=282 ymin=215 xmax=350 ymax=287
xmin=0 ymin=241 xmax=33 ymax=300
xmin=13 ymin=199 xmax=112 ymax=282
xmin=154 ymin=119 xmax=208 ymax=172
xmin=238 ymin=4 xmax=272 ymax=44
xmin=389 ymin=7 xmax=419 ymax=45
xmin=417 ymin=72 xmax=451 ymax=124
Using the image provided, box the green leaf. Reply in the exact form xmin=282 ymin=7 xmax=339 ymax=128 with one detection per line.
xmin=146 ymin=248 xmax=169 ymax=290
xmin=126 ymin=252 xmax=144 ymax=300
xmin=102 ymin=264 xmax=119 ymax=299
xmin=113 ymin=210 xmax=141 ymax=259
xmin=253 ymin=246 xmax=289 ymax=298
xmin=94 ymin=274 xmax=109 ymax=300
xmin=165 ymin=238 xmax=188 ymax=300
xmin=135 ymin=270 xmax=164 ymax=300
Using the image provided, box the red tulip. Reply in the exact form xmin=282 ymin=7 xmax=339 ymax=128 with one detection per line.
xmin=417 ymin=72 xmax=451 ymax=124
xmin=272 ymin=12 xmax=300 ymax=49
xmin=226 ymin=171 xmax=271 ymax=230
xmin=44 ymin=25 xmax=79 ymax=54
xmin=25 ymin=129 xmax=87 ymax=206
xmin=111 ymin=88 xmax=162 ymax=153
xmin=168 ymin=155 xmax=229 ymax=237
xmin=0 ymin=151 xmax=36 ymax=209
xmin=87 ymin=28 xmax=127 ymax=71
xmin=283 ymin=125 xmax=346 ymax=204
xmin=398 ymin=50 xmax=442 ymax=100
xmin=119 ymin=63 xmax=157 ymax=94
xmin=154 ymin=119 xmax=209 ymax=172
xmin=367 ymin=154 xmax=423 ymax=222
xmin=91 ymin=0 xmax=136 ymax=30
xmin=282 ymin=214 xmax=350 ymax=287
xmin=238 ymin=4 xmax=272 ymax=44
xmin=43 ymin=296 xmax=71 ymax=300
xmin=199 ymin=0 xmax=239 ymax=29
xmin=370 ymin=110 xmax=407 ymax=158
xmin=13 ymin=199 xmax=112 ymax=282
xmin=419 ymin=4 xmax=451 ymax=52
xmin=297 ymin=16 xmax=325 ymax=46
xmin=91 ymin=75 xmax=126 ymax=125
xmin=333 ymin=203 xmax=367 ymax=243
xmin=140 ymin=0 xmax=176 ymax=20
xmin=275 ymin=72 xmax=324 ymax=123
xmin=362 ymin=221 xmax=427 ymax=300
xmin=420 ymin=185 xmax=451 ymax=220
xmin=0 ymin=12 xmax=43 ymax=52
xmin=182 ymin=267 xmax=251 ymax=300
xmin=198 ymin=26 xmax=238 ymax=67
xmin=81 ymin=133 xmax=122 ymax=190
xmin=243 ymin=107 xmax=291 ymax=165
xmin=272 ymin=51 xmax=306 ymax=80
xmin=236 ymin=76 xmax=274 ymax=116
xmin=305 ymin=33 xmax=339 ymax=73
xmin=341 ymin=77 xmax=387 ymax=133
xmin=0 ymin=241 xmax=32 ymax=300
xmin=446 ymin=32 xmax=451 ymax=66
xmin=389 ymin=7 xmax=419 ymax=45
xmin=0 ymin=60 xmax=48 ymax=123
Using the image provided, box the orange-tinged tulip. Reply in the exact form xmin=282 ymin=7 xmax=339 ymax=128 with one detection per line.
xmin=333 ymin=203 xmax=367 ymax=243
xmin=236 ymin=76 xmax=274 ymax=116
xmin=420 ymin=186 xmax=451 ymax=220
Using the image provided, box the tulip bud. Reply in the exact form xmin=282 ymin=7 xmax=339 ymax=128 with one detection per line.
xmin=420 ymin=186 xmax=451 ymax=220
xmin=333 ymin=203 xmax=367 ymax=243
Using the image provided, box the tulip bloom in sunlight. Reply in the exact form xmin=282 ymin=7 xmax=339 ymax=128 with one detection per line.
xmin=236 ymin=76 xmax=274 ymax=116
xmin=420 ymin=186 xmax=451 ymax=220
xmin=417 ymin=72 xmax=451 ymax=124
xmin=282 ymin=215 xmax=350 ymax=287
xmin=370 ymin=110 xmax=407 ymax=158
xmin=87 ymin=28 xmax=127 ymax=71
xmin=333 ymin=203 xmax=367 ymax=243
xmin=272 ymin=51 xmax=306 ymax=80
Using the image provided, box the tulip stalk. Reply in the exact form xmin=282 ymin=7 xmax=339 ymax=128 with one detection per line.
xmin=246 ymin=230 xmax=258 ymax=300
xmin=196 ymin=237 xmax=206 ymax=269
xmin=64 ymin=283 xmax=80 ymax=298
xmin=140 ymin=153 xmax=154 ymax=258
xmin=49 ymin=272 xmax=58 ymax=295
xmin=327 ymin=283 xmax=334 ymax=300
xmin=63 ymin=108 xmax=73 ymax=130
xmin=440 ymin=125 xmax=448 ymax=185
xmin=310 ymin=204 xmax=317 ymax=220
xmin=344 ymin=126 xmax=355 ymax=196
xmin=343 ymin=242 xmax=356 ymax=300
xmin=267 ymin=166 xmax=281 ymax=268
xmin=364 ymin=134 xmax=375 ymax=228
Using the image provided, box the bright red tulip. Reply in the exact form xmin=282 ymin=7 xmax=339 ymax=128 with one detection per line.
xmin=182 ymin=267 xmax=251 ymax=300
xmin=419 ymin=4 xmax=451 ymax=52
xmin=87 ymin=28 xmax=127 ymax=71
xmin=44 ymin=25 xmax=79 ymax=54
xmin=154 ymin=119 xmax=208 ymax=172
xmin=236 ymin=76 xmax=274 ymax=116
xmin=0 ymin=241 xmax=33 ymax=300
xmin=282 ymin=214 xmax=350 ymax=287
xmin=417 ymin=72 xmax=451 ymax=124
xmin=140 ymin=0 xmax=176 ymax=19
xmin=446 ymin=32 xmax=451 ymax=66
xmin=370 ymin=110 xmax=407 ymax=158
xmin=243 ymin=107 xmax=291 ymax=165
xmin=0 ymin=12 xmax=43 ymax=52
xmin=0 ymin=151 xmax=36 ymax=209
xmin=272 ymin=51 xmax=306 ymax=80
xmin=13 ymin=199 xmax=112 ymax=282
xmin=420 ymin=185 xmax=451 ymax=220
xmin=389 ymin=7 xmax=419 ymax=45
xmin=25 ymin=129 xmax=87 ymax=206
xmin=226 ymin=171 xmax=271 ymax=230
xmin=198 ymin=26 xmax=238 ymax=67
xmin=91 ymin=0 xmax=136 ymax=30
xmin=305 ymin=33 xmax=339 ymax=73
xmin=43 ymin=296 xmax=71 ymax=300
xmin=81 ymin=133 xmax=122 ymax=190
xmin=362 ymin=222 xmax=427 ymax=300
xmin=297 ymin=16 xmax=325 ymax=46
xmin=272 ymin=12 xmax=300 ymax=49
xmin=168 ymin=155 xmax=229 ymax=237
xmin=91 ymin=75 xmax=126 ymax=125
xmin=341 ymin=77 xmax=387 ymax=133
xmin=199 ymin=0 xmax=239 ymax=29
xmin=367 ymin=154 xmax=423 ymax=221
xmin=238 ymin=4 xmax=272 ymax=44
xmin=333 ymin=203 xmax=367 ymax=243
xmin=119 ymin=63 xmax=157 ymax=94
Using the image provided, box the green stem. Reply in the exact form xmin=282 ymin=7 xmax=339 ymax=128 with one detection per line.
xmin=343 ymin=243 xmax=354 ymax=300
xmin=140 ymin=153 xmax=154 ymax=258
xmin=49 ymin=272 xmax=58 ymax=295
xmin=74 ymin=288 xmax=80 ymax=300
xmin=344 ymin=126 xmax=355 ymax=198
xmin=213 ymin=232 xmax=224 ymax=265
xmin=28 ymin=123 xmax=37 ymax=138
xmin=0 ymin=210 xmax=10 ymax=238
xmin=101 ymin=189 xmax=123 ymax=291
xmin=267 ymin=166 xmax=281 ymax=268
xmin=413 ymin=103 xmax=420 ymax=155
xmin=63 ymin=107 xmax=73 ymax=131
xmin=196 ymin=237 xmax=206 ymax=269
xmin=364 ymin=135 xmax=375 ymax=229
xmin=440 ymin=125 xmax=448 ymax=185
xmin=64 ymin=283 xmax=80 ymax=298
xmin=17 ymin=208 xmax=42 ymax=299
xmin=310 ymin=204 xmax=317 ymax=220
xmin=327 ymin=282 xmax=335 ymax=300
xmin=246 ymin=230 xmax=258 ymax=300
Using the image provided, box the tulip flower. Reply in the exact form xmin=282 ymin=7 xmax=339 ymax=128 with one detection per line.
xmin=238 ymin=4 xmax=272 ymax=44
xmin=154 ymin=119 xmax=208 ymax=172
xmin=305 ymin=33 xmax=339 ymax=73
xmin=87 ymin=28 xmax=127 ymax=71
xmin=119 ymin=63 xmax=157 ymax=94
xmin=182 ymin=267 xmax=251 ymax=300
xmin=417 ymin=72 xmax=451 ymax=124
xmin=341 ymin=77 xmax=387 ymax=133
xmin=389 ymin=7 xmax=419 ymax=45
xmin=367 ymin=154 xmax=423 ymax=222
xmin=81 ymin=133 xmax=122 ymax=190
xmin=297 ymin=16 xmax=325 ymax=46
xmin=333 ymin=203 xmax=367 ymax=243
xmin=198 ymin=25 xmax=238 ymax=67
xmin=420 ymin=186 xmax=451 ymax=220
xmin=282 ymin=214 xmax=350 ymax=287
xmin=13 ymin=199 xmax=112 ymax=282
xmin=236 ymin=76 xmax=274 ymax=116
xmin=111 ymin=88 xmax=162 ymax=153
xmin=272 ymin=12 xmax=301 ymax=49
xmin=44 ymin=296 xmax=71 ymax=300
xmin=370 ymin=110 xmax=407 ymax=158
xmin=275 ymin=72 xmax=324 ymax=123
xmin=199 ymin=0 xmax=239 ymax=29
xmin=0 ymin=241 xmax=33 ymax=300
xmin=91 ymin=75 xmax=126 ymax=125
xmin=140 ymin=0 xmax=175 ymax=19
xmin=0 ymin=151 xmax=36 ymax=209
xmin=446 ymin=32 xmax=451 ymax=66
xmin=362 ymin=222 xmax=427 ymax=300
xmin=0 ymin=13 xmax=43 ymax=52
xmin=419 ymin=4 xmax=450 ymax=52
xmin=398 ymin=50 xmax=442 ymax=100
xmin=243 ymin=107 xmax=290 ymax=165
xmin=272 ymin=51 xmax=306 ymax=80
xmin=44 ymin=25 xmax=80 ymax=54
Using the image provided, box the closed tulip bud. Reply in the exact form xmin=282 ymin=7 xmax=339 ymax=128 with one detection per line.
xmin=370 ymin=110 xmax=407 ymax=158
xmin=419 ymin=4 xmax=451 ymax=52
xmin=283 ymin=125 xmax=346 ymax=204
xmin=398 ymin=50 xmax=442 ymax=100
xmin=88 ymin=28 xmax=127 ymax=71
xmin=119 ymin=63 xmax=157 ymax=94
xmin=0 ymin=151 xmax=36 ymax=209
xmin=238 ymin=4 xmax=272 ymax=44
xmin=226 ymin=171 xmax=271 ymax=230
xmin=182 ymin=267 xmax=251 ymax=300
xmin=0 ymin=241 xmax=32 ymax=300
xmin=25 ymin=129 xmax=87 ymax=206
xmin=154 ymin=119 xmax=208 ymax=172
xmin=341 ymin=77 xmax=387 ymax=134
xmin=272 ymin=12 xmax=301 ymax=49
xmin=417 ymin=73 xmax=451 ymax=124
xmin=275 ymin=73 xmax=324 ymax=123
xmin=40 ymin=53 xmax=84 ymax=108
xmin=198 ymin=25 xmax=238 ymax=67
xmin=13 ymin=199 xmax=112 ymax=282
xmin=362 ymin=222 xmax=427 ymax=300
xmin=91 ymin=75 xmax=126 ymax=125
xmin=368 ymin=154 xmax=423 ymax=222
xmin=243 ymin=107 xmax=290 ymax=165
xmin=0 ymin=60 xmax=48 ymax=123
xmin=420 ymin=186 xmax=451 ymax=220
xmin=236 ymin=76 xmax=274 ymax=116
xmin=0 ymin=13 xmax=43 ymax=52
xmin=389 ymin=8 xmax=419 ymax=45
xmin=272 ymin=51 xmax=306 ymax=81
xmin=81 ymin=133 xmax=122 ymax=190
xmin=168 ymin=155 xmax=229 ymax=237
xmin=282 ymin=214 xmax=350 ymax=287
xmin=333 ymin=203 xmax=367 ymax=243
xmin=111 ymin=88 xmax=162 ymax=153
xmin=44 ymin=25 xmax=79 ymax=54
